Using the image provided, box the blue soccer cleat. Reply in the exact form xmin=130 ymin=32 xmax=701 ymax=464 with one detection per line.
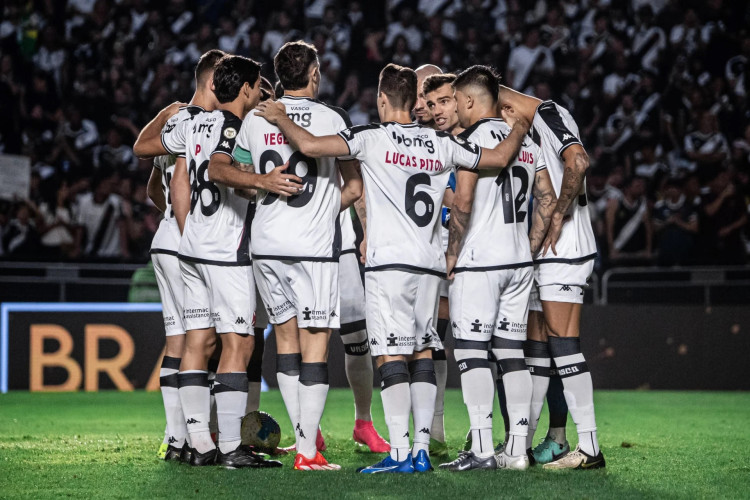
xmin=413 ymin=449 xmax=433 ymax=472
xmin=358 ymin=455 xmax=414 ymax=474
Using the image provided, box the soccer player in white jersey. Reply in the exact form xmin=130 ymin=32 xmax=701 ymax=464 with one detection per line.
xmin=136 ymin=49 xmax=225 ymax=461
xmin=440 ymin=66 xmax=557 ymax=471
xmin=255 ymin=63 xmax=531 ymax=474
xmin=497 ymin=85 xmax=605 ymax=469
xmin=157 ymin=55 xmax=300 ymax=468
xmin=232 ymin=41 xmax=362 ymax=471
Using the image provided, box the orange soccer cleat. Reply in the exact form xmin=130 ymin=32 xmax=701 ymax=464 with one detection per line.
xmin=293 ymin=451 xmax=341 ymax=471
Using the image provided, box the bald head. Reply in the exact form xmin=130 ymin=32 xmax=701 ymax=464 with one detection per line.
xmin=414 ymin=65 xmax=443 ymax=126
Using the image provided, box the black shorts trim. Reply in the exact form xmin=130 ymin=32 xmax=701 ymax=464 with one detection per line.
xmin=251 ymin=253 xmax=339 ymax=263
xmin=534 ymin=253 xmax=597 ymax=265
xmin=365 ymin=263 xmax=445 ymax=278
xmin=340 ymin=248 xmax=357 ymax=256
xmin=150 ymin=248 xmax=179 ymax=257
xmin=340 ymin=319 xmax=366 ymax=335
xmin=454 ymin=261 xmax=534 ymax=273
xmin=178 ymin=254 xmax=252 ymax=266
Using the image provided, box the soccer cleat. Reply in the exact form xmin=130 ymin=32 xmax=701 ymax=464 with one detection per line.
xmin=494 ymin=441 xmax=506 ymax=454
xmin=189 ymin=447 xmax=217 ymax=466
xmin=316 ymin=428 xmax=327 ymax=452
xmin=163 ymin=445 xmax=182 ymax=461
xmin=358 ymin=455 xmax=414 ymax=474
xmin=439 ymin=451 xmax=497 ymax=471
xmin=217 ymin=445 xmax=283 ymax=469
xmin=532 ymin=436 xmax=570 ymax=464
xmin=429 ymin=438 xmax=449 ymax=459
xmin=495 ymin=450 xmax=530 ymax=470
xmin=179 ymin=443 xmax=193 ymax=464
xmin=542 ymin=445 xmax=605 ymax=470
xmin=353 ymin=420 xmax=390 ymax=453
xmin=158 ymin=442 xmax=168 ymax=459
xmin=527 ymin=448 xmax=537 ymax=467
xmin=293 ymin=451 xmax=341 ymax=471
xmin=412 ymin=449 xmax=433 ymax=472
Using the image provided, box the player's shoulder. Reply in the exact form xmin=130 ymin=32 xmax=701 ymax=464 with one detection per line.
xmin=535 ymin=100 xmax=575 ymax=129
xmin=308 ymin=98 xmax=353 ymax=128
xmin=340 ymin=122 xmax=382 ymax=141
xmin=216 ymin=109 xmax=242 ymax=128
xmin=458 ymin=117 xmax=508 ymax=142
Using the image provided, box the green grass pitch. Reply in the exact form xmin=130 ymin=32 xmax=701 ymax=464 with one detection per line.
xmin=1 ymin=390 xmax=749 ymax=499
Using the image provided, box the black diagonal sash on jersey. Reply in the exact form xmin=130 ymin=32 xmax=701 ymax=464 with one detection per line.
xmin=518 ymin=49 xmax=548 ymax=91
xmin=632 ymin=30 xmax=659 ymax=64
xmin=90 ymin=202 xmax=115 ymax=256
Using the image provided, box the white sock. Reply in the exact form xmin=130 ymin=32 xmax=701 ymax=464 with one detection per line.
xmin=379 ymin=361 xmax=412 ymax=462
xmin=493 ymin=340 xmax=532 ymax=457
xmin=549 ymin=337 xmax=600 ymax=456
xmin=409 ymin=358 xmax=436 ymax=456
xmin=524 ymin=340 xmax=551 ymax=449
xmin=178 ymin=370 xmax=214 ymax=454
xmin=246 ymin=381 xmax=261 ymax=414
xmin=455 ymin=345 xmax=495 ymax=458
xmin=341 ymin=329 xmax=373 ymax=421
xmin=432 ymin=357 xmax=447 ymax=443
xmin=276 ymin=353 xmax=301 ymax=448
xmin=297 ymin=362 xmax=329 ymax=459
xmin=160 ymin=356 xmax=186 ymax=448
xmin=214 ymin=372 xmax=248 ymax=454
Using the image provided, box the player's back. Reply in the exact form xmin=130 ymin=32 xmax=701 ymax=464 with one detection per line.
xmin=338 ymin=121 xmax=481 ymax=274
xmin=239 ymin=96 xmax=350 ymax=261
xmin=532 ymin=100 xmax=597 ymax=261
xmin=457 ymin=118 xmax=542 ymax=269
xmin=179 ymin=109 xmax=250 ymax=264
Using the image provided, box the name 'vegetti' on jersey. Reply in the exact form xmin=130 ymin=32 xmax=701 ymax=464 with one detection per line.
xmin=161 ymin=109 xmax=251 ymax=265
xmin=532 ymin=100 xmax=597 ymax=262
xmin=338 ymin=121 xmax=482 ymax=275
xmin=455 ymin=118 xmax=546 ymax=271
xmin=234 ymin=96 xmax=353 ymax=261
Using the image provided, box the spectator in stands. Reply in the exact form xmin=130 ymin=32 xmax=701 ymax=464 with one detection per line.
xmin=605 ymin=176 xmax=653 ymax=266
xmin=699 ymin=170 xmax=748 ymax=265
xmin=37 ymin=181 xmax=77 ymax=260
xmin=92 ymin=128 xmax=138 ymax=174
xmin=506 ymin=25 xmax=555 ymax=93
xmin=74 ymin=171 xmax=129 ymax=261
xmin=49 ymin=105 xmax=99 ymax=179
xmin=653 ymin=178 xmax=699 ymax=266
xmin=684 ymin=111 xmax=730 ymax=182
xmin=2 ymin=201 xmax=41 ymax=259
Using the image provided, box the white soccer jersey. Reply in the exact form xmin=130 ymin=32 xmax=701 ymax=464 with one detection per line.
xmin=340 ymin=208 xmax=357 ymax=253
xmin=338 ymin=122 xmax=481 ymax=274
xmin=532 ymin=101 xmax=597 ymax=263
xmin=455 ymin=118 xmax=546 ymax=270
xmin=234 ymin=96 xmax=352 ymax=261
xmin=162 ymin=109 xmax=251 ymax=264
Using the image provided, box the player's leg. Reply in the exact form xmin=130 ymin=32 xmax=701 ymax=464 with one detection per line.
xmin=430 ymin=289 xmax=450 ymax=458
xmin=177 ymin=261 xmax=217 ymax=460
xmin=440 ymin=270 xmax=497 ymax=471
xmin=245 ymin=326 xmax=264 ymax=414
xmin=493 ymin=268 xmax=533 ymax=470
xmin=152 ymin=252 xmax=187 ymax=459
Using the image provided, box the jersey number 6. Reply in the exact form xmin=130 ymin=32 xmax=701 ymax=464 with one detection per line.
xmin=405 ymin=173 xmax=434 ymax=227
xmin=258 ymin=150 xmax=317 ymax=207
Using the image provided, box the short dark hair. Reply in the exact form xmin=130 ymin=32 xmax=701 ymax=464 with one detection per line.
xmin=453 ymin=65 xmax=500 ymax=103
xmin=423 ymin=73 xmax=456 ymax=96
xmin=378 ymin=63 xmax=417 ymax=110
xmin=274 ymin=41 xmax=318 ymax=91
xmin=195 ymin=49 xmax=226 ymax=87
xmin=212 ymin=55 xmax=262 ymax=104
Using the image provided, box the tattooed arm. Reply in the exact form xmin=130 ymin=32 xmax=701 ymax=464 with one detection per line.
xmin=354 ymin=186 xmax=367 ymax=263
xmin=446 ymin=169 xmax=478 ymax=279
xmin=542 ymin=143 xmax=589 ymax=256
xmin=529 ymin=168 xmax=557 ymax=255
xmin=233 ymin=159 xmax=257 ymax=199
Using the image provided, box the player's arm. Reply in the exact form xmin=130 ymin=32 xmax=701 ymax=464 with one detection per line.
xmin=339 ymin=159 xmax=363 ymax=211
xmin=542 ymin=143 xmax=589 ymax=256
xmin=354 ymin=187 xmax=367 ymax=264
xmin=475 ymin=116 xmax=531 ymax=169
xmin=133 ymin=101 xmax=185 ymax=159
xmin=446 ymin=168 xmax=478 ymax=279
xmin=171 ymin=157 xmax=190 ymax=234
xmin=530 ymin=168 xmax=557 ymax=256
xmin=254 ymin=100 xmax=350 ymax=158
xmin=209 ymin=153 xmax=303 ymax=196
xmin=147 ymin=166 xmax=166 ymax=213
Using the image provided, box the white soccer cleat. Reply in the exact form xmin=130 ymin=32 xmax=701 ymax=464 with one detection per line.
xmin=495 ymin=450 xmax=530 ymax=470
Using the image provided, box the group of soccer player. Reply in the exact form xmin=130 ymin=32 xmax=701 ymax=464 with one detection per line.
xmin=133 ymin=38 xmax=605 ymax=473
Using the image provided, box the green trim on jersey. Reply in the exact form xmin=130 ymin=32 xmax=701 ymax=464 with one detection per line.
xmin=233 ymin=145 xmax=253 ymax=165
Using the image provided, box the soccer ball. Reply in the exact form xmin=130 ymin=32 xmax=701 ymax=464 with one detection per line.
xmin=241 ymin=411 xmax=281 ymax=453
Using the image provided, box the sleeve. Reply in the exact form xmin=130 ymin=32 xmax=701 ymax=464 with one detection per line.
xmin=212 ymin=115 xmax=241 ymax=158
xmin=337 ymin=124 xmax=376 ymax=159
xmin=330 ymin=106 xmax=355 ymax=161
xmin=161 ymin=117 xmax=188 ymax=157
xmin=232 ymin=118 xmax=254 ymax=165
xmin=439 ymin=132 xmax=481 ymax=170
xmin=534 ymin=144 xmax=547 ymax=172
xmin=535 ymin=102 xmax=582 ymax=157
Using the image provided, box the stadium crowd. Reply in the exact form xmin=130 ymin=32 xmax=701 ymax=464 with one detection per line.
xmin=0 ymin=0 xmax=748 ymax=268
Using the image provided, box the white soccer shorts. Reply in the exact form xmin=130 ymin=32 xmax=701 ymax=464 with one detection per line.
xmin=339 ymin=251 xmax=366 ymax=333
xmin=450 ymin=266 xmax=533 ymax=342
xmin=438 ymin=277 xmax=449 ymax=299
xmin=180 ymin=260 xmax=255 ymax=335
xmin=365 ymin=269 xmax=443 ymax=357
xmin=253 ymin=259 xmax=340 ymax=329
xmin=528 ymin=283 xmax=542 ymax=312
xmin=534 ymin=259 xmax=594 ymax=305
xmin=151 ymin=252 xmax=184 ymax=337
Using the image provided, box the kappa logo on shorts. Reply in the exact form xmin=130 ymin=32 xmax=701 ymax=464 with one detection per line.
xmin=235 ymin=317 xmax=246 ymax=325
xmin=419 ymin=428 xmax=430 ymax=434
xmin=516 ymin=418 xmax=529 ymax=426
xmin=560 ymin=285 xmax=573 ymax=292
xmin=370 ymin=338 xmax=379 ymax=346
xmin=330 ymin=310 xmax=337 ymax=318
xmin=186 ymin=418 xmax=200 ymax=425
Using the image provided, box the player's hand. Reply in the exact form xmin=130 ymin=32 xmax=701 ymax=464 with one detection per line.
xmin=163 ymin=101 xmax=186 ymax=119
xmin=255 ymin=100 xmax=287 ymax=124
xmin=541 ymin=214 xmax=570 ymax=257
xmin=501 ymin=107 xmax=530 ymax=133
xmin=260 ymin=162 xmax=303 ymax=196
xmin=359 ymin=238 xmax=367 ymax=264
xmin=446 ymin=254 xmax=457 ymax=280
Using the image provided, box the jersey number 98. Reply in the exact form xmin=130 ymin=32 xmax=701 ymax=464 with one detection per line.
xmin=189 ymin=159 xmax=221 ymax=216
xmin=258 ymin=150 xmax=317 ymax=207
